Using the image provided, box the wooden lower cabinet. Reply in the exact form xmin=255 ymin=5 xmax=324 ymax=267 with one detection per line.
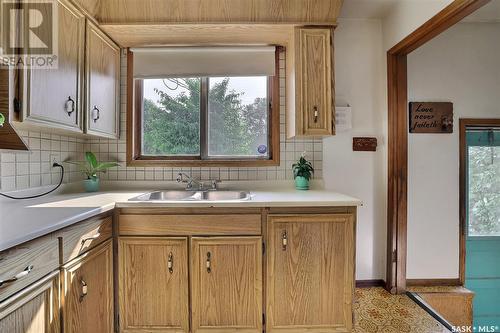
xmin=119 ymin=237 xmax=189 ymax=333
xmin=62 ymin=240 xmax=113 ymax=333
xmin=266 ymin=214 xmax=355 ymax=333
xmin=0 ymin=271 xmax=60 ymax=333
xmin=191 ymin=237 xmax=262 ymax=333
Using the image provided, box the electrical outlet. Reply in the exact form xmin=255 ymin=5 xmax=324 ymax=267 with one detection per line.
xmin=49 ymin=153 xmax=60 ymax=167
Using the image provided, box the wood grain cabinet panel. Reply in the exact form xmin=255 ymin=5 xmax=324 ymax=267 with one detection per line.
xmin=19 ymin=0 xmax=85 ymax=132
xmin=0 ymin=271 xmax=60 ymax=333
xmin=85 ymin=20 xmax=120 ymax=139
xmin=0 ymin=235 xmax=59 ymax=302
xmin=267 ymin=214 xmax=355 ymax=333
xmin=119 ymin=237 xmax=189 ymax=333
xmin=288 ymin=27 xmax=334 ymax=138
xmin=62 ymin=240 xmax=113 ymax=333
xmin=191 ymin=237 xmax=262 ymax=333
xmin=59 ymin=215 xmax=112 ymax=264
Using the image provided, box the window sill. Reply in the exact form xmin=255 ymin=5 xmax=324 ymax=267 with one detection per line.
xmin=126 ymin=157 xmax=280 ymax=167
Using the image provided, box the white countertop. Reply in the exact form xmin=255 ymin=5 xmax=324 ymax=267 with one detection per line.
xmin=0 ymin=181 xmax=361 ymax=252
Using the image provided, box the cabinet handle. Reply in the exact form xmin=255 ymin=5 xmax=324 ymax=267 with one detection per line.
xmin=65 ymin=96 xmax=75 ymax=116
xmin=0 ymin=265 xmax=34 ymax=288
xmin=80 ymin=233 xmax=100 ymax=246
xmin=167 ymin=252 xmax=174 ymax=274
xmin=92 ymin=106 xmax=100 ymax=123
xmin=313 ymin=106 xmax=319 ymax=123
xmin=206 ymin=252 xmax=211 ymax=273
xmin=282 ymin=231 xmax=288 ymax=251
xmin=79 ymin=278 xmax=88 ymax=302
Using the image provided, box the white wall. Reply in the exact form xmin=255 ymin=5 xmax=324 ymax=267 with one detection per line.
xmin=407 ymin=22 xmax=500 ymax=279
xmin=382 ymin=0 xmax=453 ymax=50
xmin=328 ymin=19 xmax=387 ymax=280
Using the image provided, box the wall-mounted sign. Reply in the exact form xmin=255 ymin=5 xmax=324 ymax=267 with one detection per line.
xmin=353 ymin=137 xmax=377 ymax=152
xmin=409 ymin=102 xmax=453 ymax=133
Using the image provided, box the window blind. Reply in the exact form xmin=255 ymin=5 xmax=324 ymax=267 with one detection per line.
xmin=131 ymin=46 xmax=276 ymax=78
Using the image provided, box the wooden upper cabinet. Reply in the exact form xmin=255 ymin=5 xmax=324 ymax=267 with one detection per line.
xmin=190 ymin=237 xmax=262 ymax=333
xmin=0 ymin=271 xmax=60 ymax=333
xmin=119 ymin=237 xmax=189 ymax=333
xmin=288 ymin=27 xmax=334 ymax=138
xmin=85 ymin=20 xmax=120 ymax=139
xmin=19 ymin=0 xmax=85 ymax=132
xmin=267 ymin=214 xmax=355 ymax=333
xmin=62 ymin=240 xmax=113 ymax=333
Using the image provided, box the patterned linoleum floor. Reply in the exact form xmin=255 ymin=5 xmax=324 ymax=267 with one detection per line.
xmin=354 ymin=288 xmax=449 ymax=333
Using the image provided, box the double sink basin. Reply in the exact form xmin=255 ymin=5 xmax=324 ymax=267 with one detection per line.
xmin=129 ymin=190 xmax=251 ymax=202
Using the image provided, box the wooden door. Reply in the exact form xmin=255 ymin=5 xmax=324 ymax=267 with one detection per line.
xmin=85 ymin=21 xmax=120 ymax=138
xmin=296 ymin=27 xmax=333 ymax=136
xmin=63 ymin=239 xmax=113 ymax=333
xmin=21 ymin=0 xmax=85 ymax=132
xmin=191 ymin=237 xmax=262 ymax=333
xmin=0 ymin=271 xmax=59 ymax=333
xmin=119 ymin=237 xmax=189 ymax=333
xmin=267 ymin=214 xmax=355 ymax=333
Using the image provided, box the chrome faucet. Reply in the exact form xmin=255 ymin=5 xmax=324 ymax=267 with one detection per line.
xmin=176 ymin=173 xmax=204 ymax=190
xmin=176 ymin=173 xmax=221 ymax=191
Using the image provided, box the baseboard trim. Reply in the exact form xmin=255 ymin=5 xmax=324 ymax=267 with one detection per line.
xmin=406 ymin=279 xmax=461 ymax=287
xmin=355 ymin=279 xmax=385 ymax=288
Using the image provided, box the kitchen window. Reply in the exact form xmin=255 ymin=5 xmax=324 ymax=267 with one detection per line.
xmin=127 ymin=47 xmax=280 ymax=166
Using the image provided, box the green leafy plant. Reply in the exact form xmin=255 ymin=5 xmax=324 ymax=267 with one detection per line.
xmin=66 ymin=152 xmax=119 ymax=180
xmin=292 ymin=154 xmax=314 ymax=180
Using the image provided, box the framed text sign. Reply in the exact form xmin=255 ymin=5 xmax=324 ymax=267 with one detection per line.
xmin=409 ymin=102 xmax=453 ymax=133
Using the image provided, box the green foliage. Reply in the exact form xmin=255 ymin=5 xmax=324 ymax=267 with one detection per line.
xmin=143 ymin=78 xmax=268 ymax=156
xmin=66 ymin=152 xmax=120 ymax=179
xmin=292 ymin=155 xmax=314 ymax=180
xmin=468 ymin=146 xmax=500 ymax=236
xmin=143 ymin=78 xmax=201 ymax=155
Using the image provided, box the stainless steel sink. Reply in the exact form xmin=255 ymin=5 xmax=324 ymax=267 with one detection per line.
xmin=202 ymin=191 xmax=250 ymax=201
xmin=130 ymin=191 xmax=202 ymax=201
xmin=129 ymin=190 xmax=251 ymax=202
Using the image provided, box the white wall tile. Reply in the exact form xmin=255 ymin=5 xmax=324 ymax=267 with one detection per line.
xmin=0 ymin=53 xmax=323 ymax=191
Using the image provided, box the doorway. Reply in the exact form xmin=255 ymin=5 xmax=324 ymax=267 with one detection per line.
xmin=460 ymin=119 xmax=500 ymax=329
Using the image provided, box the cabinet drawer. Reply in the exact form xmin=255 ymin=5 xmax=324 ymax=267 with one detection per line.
xmin=60 ymin=215 xmax=112 ymax=264
xmin=0 ymin=270 xmax=60 ymax=333
xmin=119 ymin=214 xmax=261 ymax=236
xmin=0 ymin=235 xmax=59 ymax=302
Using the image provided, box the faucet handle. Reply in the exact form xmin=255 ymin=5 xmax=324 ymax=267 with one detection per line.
xmin=176 ymin=173 xmax=184 ymax=183
xmin=211 ymin=179 xmax=221 ymax=190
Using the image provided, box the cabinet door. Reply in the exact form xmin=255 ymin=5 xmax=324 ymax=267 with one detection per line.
xmin=267 ymin=214 xmax=355 ymax=333
xmin=85 ymin=21 xmax=120 ymax=138
xmin=119 ymin=237 xmax=189 ymax=333
xmin=21 ymin=0 xmax=85 ymax=132
xmin=191 ymin=237 xmax=262 ymax=333
xmin=296 ymin=27 xmax=333 ymax=136
xmin=63 ymin=240 xmax=113 ymax=333
xmin=0 ymin=271 xmax=60 ymax=333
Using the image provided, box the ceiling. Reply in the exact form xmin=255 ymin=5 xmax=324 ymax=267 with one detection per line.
xmin=339 ymin=0 xmax=398 ymax=19
xmin=340 ymin=0 xmax=500 ymax=21
xmin=462 ymin=0 xmax=500 ymax=22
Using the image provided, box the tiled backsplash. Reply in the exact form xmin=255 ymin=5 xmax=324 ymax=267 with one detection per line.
xmin=0 ymin=52 xmax=323 ymax=191
xmin=0 ymin=132 xmax=86 ymax=191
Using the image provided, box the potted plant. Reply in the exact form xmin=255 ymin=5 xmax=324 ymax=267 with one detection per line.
xmin=66 ymin=152 xmax=119 ymax=192
xmin=292 ymin=153 xmax=314 ymax=190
